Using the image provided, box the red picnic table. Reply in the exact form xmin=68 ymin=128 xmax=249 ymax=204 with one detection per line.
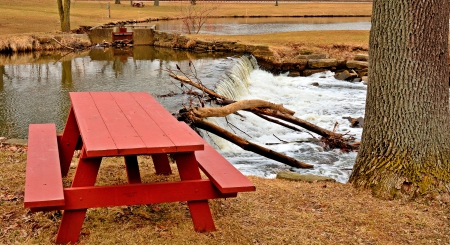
xmin=24 ymin=92 xmax=255 ymax=244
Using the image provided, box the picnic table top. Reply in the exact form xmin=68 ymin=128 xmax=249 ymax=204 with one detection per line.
xmin=70 ymin=92 xmax=204 ymax=158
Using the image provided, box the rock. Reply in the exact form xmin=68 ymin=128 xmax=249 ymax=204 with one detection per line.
xmin=358 ymin=68 xmax=368 ymax=78
xmin=336 ymin=59 xmax=347 ymax=69
xmin=0 ymin=137 xmax=6 ymax=142
xmin=302 ymin=69 xmax=327 ymax=77
xmin=8 ymin=146 xmax=18 ymax=152
xmin=5 ymin=138 xmax=28 ymax=146
xmin=276 ymin=172 xmax=336 ymax=183
xmin=354 ymin=53 xmax=369 ymax=61
xmin=282 ymin=60 xmax=308 ymax=71
xmin=308 ymin=59 xmax=338 ymax=69
xmin=334 ymin=70 xmax=357 ymax=81
xmin=297 ymin=53 xmax=328 ymax=60
xmin=288 ymin=71 xmax=301 ymax=77
xmin=343 ymin=116 xmax=364 ymax=128
xmin=346 ymin=60 xmax=369 ymax=69
xmin=362 ymin=76 xmax=369 ymax=85
xmin=311 ymin=82 xmax=319 ymax=86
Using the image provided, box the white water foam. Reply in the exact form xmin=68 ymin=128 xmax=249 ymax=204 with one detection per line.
xmin=203 ymin=58 xmax=367 ymax=183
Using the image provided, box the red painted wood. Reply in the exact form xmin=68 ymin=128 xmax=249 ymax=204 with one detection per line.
xmin=108 ymin=92 xmax=178 ymax=153
xmin=89 ymin=92 xmax=148 ymax=155
xmin=131 ymin=93 xmax=204 ymax=152
xmin=24 ymin=124 xmax=65 ymax=208
xmin=58 ymin=107 xmax=80 ymax=177
xmin=125 ymin=155 xmax=142 ymax=184
xmin=32 ymin=180 xmax=236 ymax=211
xmin=152 ymin=153 xmax=172 ymax=175
xmin=55 ymin=147 xmax=102 ymax=244
xmin=176 ymin=122 xmax=256 ymax=193
xmin=69 ymin=92 xmax=118 ymax=157
xmin=175 ymin=153 xmax=216 ymax=232
xmin=196 ymin=144 xmax=256 ymax=194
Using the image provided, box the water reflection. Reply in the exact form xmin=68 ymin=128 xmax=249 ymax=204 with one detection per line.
xmin=152 ymin=17 xmax=371 ymax=35
xmin=0 ymin=46 xmax=235 ymax=138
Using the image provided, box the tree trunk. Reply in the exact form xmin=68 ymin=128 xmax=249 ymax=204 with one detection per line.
xmin=57 ymin=0 xmax=70 ymax=32
xmin=349 ymin=0 xmax=450 ymax=199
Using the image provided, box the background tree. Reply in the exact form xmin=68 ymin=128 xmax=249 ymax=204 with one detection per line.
xmin=349 ymin=1 xmax=450 ymax=199
xmin=154 ymin=0 xmax=159 ymax=6
xmin=57 ymin=0 xmax=70 ymax=32
xmin=177 ymin=3 xmax=219 ymax=34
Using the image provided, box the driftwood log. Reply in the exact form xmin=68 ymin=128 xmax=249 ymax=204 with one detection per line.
xmin=170 ymin=73 xmax=358 ymax=169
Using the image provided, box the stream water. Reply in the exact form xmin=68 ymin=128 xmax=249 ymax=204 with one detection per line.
xmin=0 ymin=41 xmax=367 ymax=183
xmin=151 ymin=17 xmax=371 ymax=35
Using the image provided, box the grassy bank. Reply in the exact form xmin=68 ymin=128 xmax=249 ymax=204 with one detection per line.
xmin=193 ymin=30 xmax=370 ymax=60
xmin=0 ymin=0 xmax=372 ymax=35
xmin=1 ymin=146 xmax=449 ymax=244
xmin=0 ymin=0 xmax=372 ymax=57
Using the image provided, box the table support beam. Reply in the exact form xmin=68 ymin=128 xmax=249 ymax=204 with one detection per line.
xmin=152 ymin=153 xmax=172 ymax=175
xmin=58 ymin=107 xmax=80 ymax=177
xmin=56 ymin=148 xmax=102 ymax=244
xmin=175 ymin=153 xmax=216 ymax=232
xmin=125 ymin=155 xmax=142 ymax=184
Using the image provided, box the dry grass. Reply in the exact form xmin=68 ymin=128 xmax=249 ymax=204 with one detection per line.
xmin=1 ymin=145 xmax=449 ymax=244
xmin=0 ymin=0 xmax=373 ymax=57
xmin=0 ymin=0 xmax=372 ymax=35
xmin=193 ymin=30 xmax=370 ymax=60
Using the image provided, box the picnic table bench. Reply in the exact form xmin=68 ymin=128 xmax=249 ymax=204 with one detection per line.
xmin=24 ymin=92 xmax=255 ymax=244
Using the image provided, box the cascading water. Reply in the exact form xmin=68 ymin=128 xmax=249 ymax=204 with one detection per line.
xmin=215 ymin=55 xmax=259 ymax=100
xmin=202 ymin=55 xmax=367 ymax=183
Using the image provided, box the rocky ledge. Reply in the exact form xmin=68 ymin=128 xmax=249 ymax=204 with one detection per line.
xmin=151 ymin=30 xmax=369 ymax=83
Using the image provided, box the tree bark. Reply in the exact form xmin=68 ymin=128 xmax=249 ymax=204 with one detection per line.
xmin=190 ymin=115 xmax=314 ymax=169
xmin=349 ymin=0 xmax=450 ymax=199
xmin=57 ymin=0 xmax=70 ymax=32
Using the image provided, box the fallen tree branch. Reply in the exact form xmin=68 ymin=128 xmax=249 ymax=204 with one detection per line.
xmin=51 ymin=38 xmax=75 ymax=50
xmin=249 ymin=108 xmax=342 ymax=139
xmin=192 ymin=99 xmax=295 ymax=117
xmin=170 ymin=74 xmax=225 ymax=100
xmin=190 ymin=114 xmax=314 ymax=169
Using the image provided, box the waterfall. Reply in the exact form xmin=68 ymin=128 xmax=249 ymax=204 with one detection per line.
xmin=215 ymin=55 xmax=259 ymax=100
xmin=200 ymin=55 xmax=259 ymax=150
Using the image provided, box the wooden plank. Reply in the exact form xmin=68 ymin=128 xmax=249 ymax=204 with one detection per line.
xmin=124 ymin=155 xmax=142 ymax=184
xmin=58 ymin=106 xmax=80 ymax=177
xmin=152 ymin=153 xmax=173 ymax=175
xmin=32 ymin=180 xmax=236 ymax=211
xmin=175 ymin=152 xmax=216 ymax=232
xmin=89 ymin=92 xmax=148 ymax=155
xmin=177 ymin=121 xmax=256 ymax=193
xmin=131 ymin=93 xmax=204 ymax=152
xmin=196 ymin=143 xmax=256 ymax=193
xmin=109 ymin=92 xmax=178 ymax=154
xmin=70 ymin=92 xmax=118 ymax=157
xmin=56 ymin=147 xmax=102 ymax=244
xmin=24 ymin=124 xmax=65 ymax=208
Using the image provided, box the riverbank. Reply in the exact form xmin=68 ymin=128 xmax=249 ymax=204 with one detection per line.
xmin=1 ymin=145 xmax=449 ymax=244
xmin=0 ymin=0 xmax=372 ymax=35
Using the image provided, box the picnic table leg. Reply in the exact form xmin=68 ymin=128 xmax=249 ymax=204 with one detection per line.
xmin=152 ymin=153 xmax=172 ymax=175
xmin=58 ymin=106 xmax=81 ymax=177
xmin=125 ymin=155 xmax=142 ymax=184
xmin=174 ymin=152 xmax=216 ymax=232
xmin=55 ymin=148 xmax=102 ymax=244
